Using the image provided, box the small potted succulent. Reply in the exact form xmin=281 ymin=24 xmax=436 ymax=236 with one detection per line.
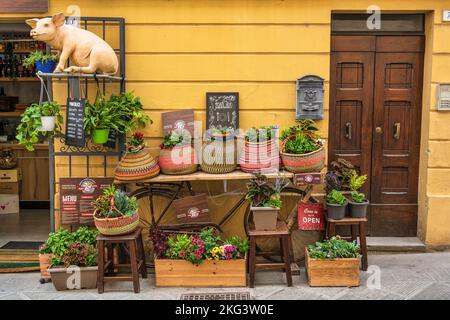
xmin=245 ymin=174 xmax=288 ymax=230
xmin=93 ymin=185 xmax=140 ymax=235
xmin=48 ymin=242 xmax=98 ymax=290
xmin=280 ymin=119 xmax=325 ymax=173
xmin=326 ymin=189 xmax=348 ymax=220
xmin=16 ymin=101 xmax=63 ymax=151
xmin=158 ymin=129 xmax=198 ymax=175
xmin=347 ymin=171 xmax=369 ymax=218
xmin=22 ymin=51 xmax=59 ymax=73
xmin=239 ymin=125 xmax=279 ymax=173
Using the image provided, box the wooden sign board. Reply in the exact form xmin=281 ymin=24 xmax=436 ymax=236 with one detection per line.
xmin=60 ymin=177 xmax=113 ymax=225
xmin=0 ymin=0 xmax=48 ymax=13
xmin=206 ymin=92 xmax=239 ymax=131
xmin=173 ymin=194 xmax=211 ymax=223
xmin=162 ymin=109 xmax=195 ymax=136
xmin=298 ymin=202 xmax=325 ymax=231
xmin=103 ymin=130 xmax=117 ymax=149
xmin=65 ymin=98 xmax=86 ymax=148
xmin=295 ymin=173 xmax=323 ymax=186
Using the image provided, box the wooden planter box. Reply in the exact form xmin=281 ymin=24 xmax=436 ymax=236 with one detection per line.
xmin=305 ymin=248 xmax=360 ymax=287
xmin=155 ymin=258 xmax=247 ymax=287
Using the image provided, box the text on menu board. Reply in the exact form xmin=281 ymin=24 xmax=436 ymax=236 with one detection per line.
xmin=206 ymin=92 xmax=239 ymax=131
xmin=65 ymin=98 xmax=86 ymax=148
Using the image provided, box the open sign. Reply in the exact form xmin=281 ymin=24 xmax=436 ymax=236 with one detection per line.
xmin=298 ymin=202 xmax=325 ymax=231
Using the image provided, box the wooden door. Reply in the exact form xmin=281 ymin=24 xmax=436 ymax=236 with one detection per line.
xmin=329 ymin=35 xmax=424 ymax=236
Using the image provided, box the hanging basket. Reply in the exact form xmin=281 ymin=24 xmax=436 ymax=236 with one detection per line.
xmin=94 ymin=210 xmax=139 ymax=236
xmin=239 ymin=139 xmax=280 ymax=173
xmin=159 ymin=144 xmax=198 ymax=175
xmin=280 ymin=135 xmax=325 ymax=173
xmin=114 ymin=147 xmax=160 ymax=181
xmin=201 ymin=138 xmax=237 ymax=174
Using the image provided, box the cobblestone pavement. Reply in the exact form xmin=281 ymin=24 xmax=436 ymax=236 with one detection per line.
xmin=1 ymin=252 xmax=450 ymax=300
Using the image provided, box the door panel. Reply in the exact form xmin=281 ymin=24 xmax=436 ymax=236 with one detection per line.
xmin=329 ymin=35 xmax=424 ymax=236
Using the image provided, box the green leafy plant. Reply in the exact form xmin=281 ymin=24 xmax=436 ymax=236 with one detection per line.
xmin=325 ymin=158 xmax=356 ymax=192
xmin=51 ymin=242 xmax=97 ymax=267
xmin=245 ymin=174 xmax=289 ymax=208
xmin=308 ymin=236 xmax=360 ymax=259
xmin=281 ymin=119 xmax=322 ymax=154
xmin=245 ymin=126 xmax=277 ymax=142
xmin=16 ymin=101 xmax=63 ymax=151
xmin=22 ymin=51 xmax=58 ymax=69
xmin=326 ymin=189 xmax=347 ymax=205
xmin=350 ymin=191 xmax=366 ymax=204
xmin=83 ymin=96 xmax=116 ymax=134
xmin=161 ymin=129 xmax=192 ymax=149
xmin=348 ymin=171 xmax=367 ymax=191
xmin=92 ymin=185 xmax=138 ymax=218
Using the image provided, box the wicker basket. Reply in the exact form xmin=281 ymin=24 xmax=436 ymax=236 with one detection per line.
xmin=239 ymin=140 xmax=280 ymax=173
xmin=159 ymin=144 xmax=198 ymax=175
xmin=201 ymin=139 xmax=237 ymax=174
xmin=114 ymin=147 xmax=160 ymax=181
xmin=280 ymin=136 xmax=325 ymax=173
xmin=94 ymin=211 xmax=140 ymax=236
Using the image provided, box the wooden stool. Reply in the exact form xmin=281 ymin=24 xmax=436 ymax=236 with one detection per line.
xmin=325 ymin=217 xmax=368 ymax=271
xmin=97 ymin=227 xmax=147 ymax=293
xmin=248 ymin=221 xmax=293 ymax=288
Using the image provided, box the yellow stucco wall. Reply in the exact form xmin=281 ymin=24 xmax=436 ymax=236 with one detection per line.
xmin=2 ymin=0 xmax=450 ymax=246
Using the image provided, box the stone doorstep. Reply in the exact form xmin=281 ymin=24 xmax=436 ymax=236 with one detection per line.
xmin=366 ymin=237 xmax=426 ymax=252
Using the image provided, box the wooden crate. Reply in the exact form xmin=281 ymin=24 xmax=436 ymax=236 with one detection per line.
xmin=305 ymin=247 xmax=360 ymax=287
xmin=155 ymin=258 xmax=247 ymax=287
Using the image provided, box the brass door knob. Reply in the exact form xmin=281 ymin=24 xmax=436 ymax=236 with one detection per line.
xmin=375 ymin=126 xmax=383 ymax=134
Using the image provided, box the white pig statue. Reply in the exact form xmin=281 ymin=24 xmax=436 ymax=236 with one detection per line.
xmin=26 ymin=13 xmax=118 ymax=74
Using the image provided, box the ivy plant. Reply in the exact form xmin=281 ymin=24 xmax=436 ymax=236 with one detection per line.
xmin=16 ymin=101 xmax=63 ymax=151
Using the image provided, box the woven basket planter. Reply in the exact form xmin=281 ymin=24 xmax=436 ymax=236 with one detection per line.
xmin=159 ymin=145 xmax=198 ymax=175
xmin=239 ymin=140 xmax=280 ymax=173
xmin=94 ymin=211 xmax=139 ymax=236
xmin=114 ymin=147 xmax=160 ymax=181
xmin=280 ymin=135 xmax=325 ymax=173
xmin=201 ymin=139 xmax=237 ymax=174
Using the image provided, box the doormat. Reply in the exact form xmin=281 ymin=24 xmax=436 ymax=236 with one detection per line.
xmin=0 ymin=241 xmax=44 ymax=250
xmin=180 ymin=292 xmax=252 ymax=300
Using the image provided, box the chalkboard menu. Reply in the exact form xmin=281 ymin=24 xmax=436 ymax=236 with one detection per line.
xmin=103 ymin=130 xmax=117 ymax=149
xmin=65 ymin=98 xmax=86 ymax=148
xmin=206 ymin=92 xmax=239 ymax=131
xmin=60 ymin=177 xmax=114 ymax=225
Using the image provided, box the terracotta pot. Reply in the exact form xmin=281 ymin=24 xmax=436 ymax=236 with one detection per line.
xmin=251 ymin=205 xmax=279 ymax=231
xmin=48 ymin=265 xmax=98 ymax=291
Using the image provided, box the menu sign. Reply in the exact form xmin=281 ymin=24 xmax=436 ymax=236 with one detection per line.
xmin=60 ymin=177 xmax=114 ymax=225
xmin=206 ymin=92 xmax=239 ymax=131
xmin=65 ymin=98 xmax=86 ymax=148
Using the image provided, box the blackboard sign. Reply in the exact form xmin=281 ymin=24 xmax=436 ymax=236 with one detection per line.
xmin=206 ymin=92 xmax=239 ymax=131
xmin=65 ymin=98 xmax=86 ymax=148
xmin=103 ymin=130 xmax=117 ymax=149
xmin=60 ymin=177 xmax=114 ymax=225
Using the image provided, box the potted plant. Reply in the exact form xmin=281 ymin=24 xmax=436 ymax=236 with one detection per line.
xmin=201 ymin=127 xmax=237 ymax=174
xmin=326 ymin=189 xmax=348 ymax=220
xmin=114 ymin=131 xmax=160 ymax=181
xmin=22 ymin=51 xmax=59 ymax=73
xmin=152 ymin=227 xmax=248 ymax=287
xmin=305 ymin=236 xmax=360 ymax=287
xmin=280 ymin=119 xmax=325 ymax=173
xmin=39 ymin=227 xmax=98 ymax=283
xmin=245 ymin=174 xmax=288 ymax=230
xmin=239 ymin=125 xmax=279 ymax=173
xmin=347 ymin=171 xmax=369 ymax=218
xmin=48 ymin=242 xmax=98 ymax=290
xmin=83 ymin=92 xmax=152 ymax=145
xmin=16 ymin=101 xmax=63 ymax=151
xmin=158 ymin=129 xmax=198 ymax=175
xmin=92 ymin=185 xmax=140 ymax=235
xmin=324 ymin=158 xmax=356 ymax=193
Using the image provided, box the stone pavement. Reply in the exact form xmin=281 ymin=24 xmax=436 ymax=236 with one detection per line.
xmin=1 ymin=252 xmax=450 ymax=300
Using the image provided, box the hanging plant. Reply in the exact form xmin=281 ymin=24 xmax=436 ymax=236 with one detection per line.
xmin=16 ymin=101 xmax=63 ymax=151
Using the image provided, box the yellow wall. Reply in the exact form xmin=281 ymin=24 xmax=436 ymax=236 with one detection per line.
xmin=3 ymin=0 xmax=450 ymax=246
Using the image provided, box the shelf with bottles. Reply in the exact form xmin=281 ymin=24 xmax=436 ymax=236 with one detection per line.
xmin=0 ymin=33 xmax=45 ymax=52
xmin=0 ymin=53 xmax=38 ymax=79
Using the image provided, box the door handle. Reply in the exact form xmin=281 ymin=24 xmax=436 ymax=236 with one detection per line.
xmin=345 ymin=122 xmax=352 ymax=140
xmin=394 ymin=122 xmax=401 ymax=140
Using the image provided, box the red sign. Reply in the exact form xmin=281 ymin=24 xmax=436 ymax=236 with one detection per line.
xmin=298 ymin=202 xmax=325 ymax=231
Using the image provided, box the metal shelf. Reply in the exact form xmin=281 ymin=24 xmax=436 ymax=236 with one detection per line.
xmin=37 ymin=71 xmax=124 ymax=81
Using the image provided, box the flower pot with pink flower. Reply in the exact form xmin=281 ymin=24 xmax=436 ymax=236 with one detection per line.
xmin=152 ymin=227 xmax=248 ymax=287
